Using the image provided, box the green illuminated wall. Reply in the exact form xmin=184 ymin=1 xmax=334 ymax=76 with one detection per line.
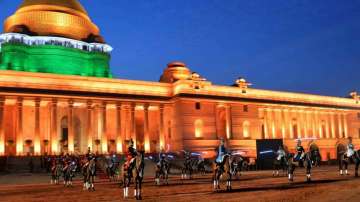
xmin=0 ymin=43 xmax=112 ymax=78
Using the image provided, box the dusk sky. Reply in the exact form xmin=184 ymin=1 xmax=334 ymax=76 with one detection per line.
xmin=1 ymin=0 xmax=359 ymax=97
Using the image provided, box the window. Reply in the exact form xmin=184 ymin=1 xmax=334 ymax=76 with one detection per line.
xmin=195 ymin=119 xmax=203 ymax=138
xmin=243 ymin=105 xmax=248 ymax=112
xmin=243 ymin=121 xmax=250 ymax=138
xmin=195 ymin=102 xmax=201 ymax=110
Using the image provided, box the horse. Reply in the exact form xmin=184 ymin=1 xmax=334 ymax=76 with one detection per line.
xmin=181 ymin=153 xmax=193 ymax=180
xmin=287 ymin=152 xmax=313 ymax=182
xmin=123 ymin=151 xmax=145 ymax=200
xmin=63 ymin=161 xmax=77 ymax=187
xmin=310 ymin=149 xmax=321 ymax=167
xmin=213 ymin=154 xmax=232 ymax=191
xmin=106 ymin=161 xmax=119 ymax=182
xmin=51 ymin=162 xmax=63 ymax=185
xmin=83 ymin=158 xmax=96 ymax=191
xmin=339 ymin=150 xmax=360 ymax=177
xmin=155 ymin=160 xmax=170 ymax=185
xmin=272 ymin=154 xmax=288 ymax=177
xmin=194 ymin=158 xmax=206 ymax=175
xmin=230 ymin=155 xmax=248 ymax=179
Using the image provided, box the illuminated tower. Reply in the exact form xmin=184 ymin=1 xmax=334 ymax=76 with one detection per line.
xmin=0 ymin=0 xmax=112 ymax=77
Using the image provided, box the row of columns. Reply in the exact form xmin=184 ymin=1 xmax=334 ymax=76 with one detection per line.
xmin=0 ymin=96 xmax=167 ymax=156
xmin=261 ymin=108 xmax=349 ymax=139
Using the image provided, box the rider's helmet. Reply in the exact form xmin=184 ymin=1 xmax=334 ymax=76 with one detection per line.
xmin=297 ymin=139 xmax=302 ymax=146
xmin=220 ymin=138 xmax=225 ymax=146
xmin=129 ymin=139 xmax=134 ymax=148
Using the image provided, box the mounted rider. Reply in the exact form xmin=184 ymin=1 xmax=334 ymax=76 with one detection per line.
xmin=157 ymin=147 xmax=168 ymax=170
xmin=124 ymin=139 xmax=137 ymax=170
xmin=215 ymin=138 xmax=228 ymax=171
xmin=345 ymin=137 xmax=355 ymax=161
xmin=276 ymin=145 xmax=286 ymax=161
xmin=293 ymin=139 xmax=305 ymax=163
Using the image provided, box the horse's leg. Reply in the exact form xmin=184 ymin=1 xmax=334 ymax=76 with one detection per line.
xmin=345 ymin=160 xmax=349 ymax=175
xmin=355 ymin=159 xmax=359 ymax=177
xmin=288 ymin=164 xmax=294 ymax=182
xmin=306 ymin=161 xmax=311 ymax=182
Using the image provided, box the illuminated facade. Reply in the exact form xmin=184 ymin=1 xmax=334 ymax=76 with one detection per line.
xmin=0 ymin=0 xmax=359 ymax=160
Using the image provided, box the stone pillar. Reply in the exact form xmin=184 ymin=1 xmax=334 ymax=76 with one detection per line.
xmin=68 ymin=100 xmax=74 ymax=153
xmin=50 ymin=99 xmax=58 ymax=154
xmin=271 ymin=109 xmax=276 ymax=139
xmin=263 ymin=109 xmax=269 ymax=139
xmin=144 ymin=104 xmax=150 ymax=153
xmin=289 ymin=109 xmax=294 ymax=139
xmin=338 ymin=113 xmax=343 ymax=138
xmin=343 ymin=113 xmax=348 ymax=138
xmin=34 ymin=98 xmax=41 ymax=155
xmin=304 ymin=111 xmax=311 ymax=138
xmin=0 ymin=97 xmax=5 ymax=155
xmin=330 ymin=112 xmax=336 ymax=138
xmin=16 ymin=97 xmax=23 ymax=155
xmin=296 ymin=110 xmax=302 ymax=139
xmin=317 ymin=111 xmax=323 ymax=138
xmin=225 ymin=105 xmax=232 ymax=140
xmin=131 ymin=103 xmax=136 ymax=149
xmin=159 ymin=104 xmax=165 ymax=150
xmin=116 ymin=102 xmax=122 ymax=153
xmin=87 ymin=101 xmax=93 ymax=151
xmin=311 ymin=111 xmax=316 ymax=138
xmin=101 ymin=102 xmax=107 ymax=154
xmin=280 ymin=109 xmax=286 ymax=139
xmin=325 ymin=112 xmax=331 ymax=139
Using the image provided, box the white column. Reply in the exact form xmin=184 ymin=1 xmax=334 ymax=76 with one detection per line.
xmin=68 ymin=100 xmax=74 ymax=153
xmin=330 ymin=112 xmax=336 ymax=138
xmin=144 ymin=104 xmax=150 ymax=153
xmin=325 ymin=112 xmax=330 ymax=139
xmin=159 ymin=104 xmax=165 ymax=149
xmin=50 ymin=99 xmax=58 ymax=154
xmin=343 ymin=113 xmax=348 ymax=138
xmin=116 ymin=102 xmax=123 ymax=153
xmin=289 ymin=109 xmax=294 ymax=139
xmin=338 ymin=113 xmax=343 ymax=138
xmin=87 ymin=101 xmax=93 ymax=151
xmin=16 ymin=97 xmax=23 ymax=155
xmin=101 ymin=102 xmax=107 ymax=153
xmin=225 ymin=105 xmax=232 ymax=140
xmin=34 ymin=98 xmax=41 ymax=155
xmin=131 ymin=103 xmax=136 ymax=149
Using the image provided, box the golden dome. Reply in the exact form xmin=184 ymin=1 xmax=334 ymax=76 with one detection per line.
xmin=160 ymin=61 xmax=192 ymax=83
xmin=3 ymin=0 xmax=104 ymax=43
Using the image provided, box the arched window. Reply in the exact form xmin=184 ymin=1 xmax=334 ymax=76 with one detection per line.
xmin=195 ymin=119 xmax=203 ymax=138
xmin=243 ymin=121 xmax=250 ymax=138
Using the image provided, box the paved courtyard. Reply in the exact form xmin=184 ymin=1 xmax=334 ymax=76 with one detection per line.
xmin=0 ymin=165 xmax=360 ymax=202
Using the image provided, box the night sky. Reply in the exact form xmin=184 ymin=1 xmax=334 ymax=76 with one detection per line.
xmin=1 ymin=0 xmax=359 ymax=97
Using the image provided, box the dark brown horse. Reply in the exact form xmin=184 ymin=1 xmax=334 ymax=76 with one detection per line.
xmin=123 ymin=151 xmax=145 ymax=200
xmin=213 ymin=154 xmax=232 ymax=191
